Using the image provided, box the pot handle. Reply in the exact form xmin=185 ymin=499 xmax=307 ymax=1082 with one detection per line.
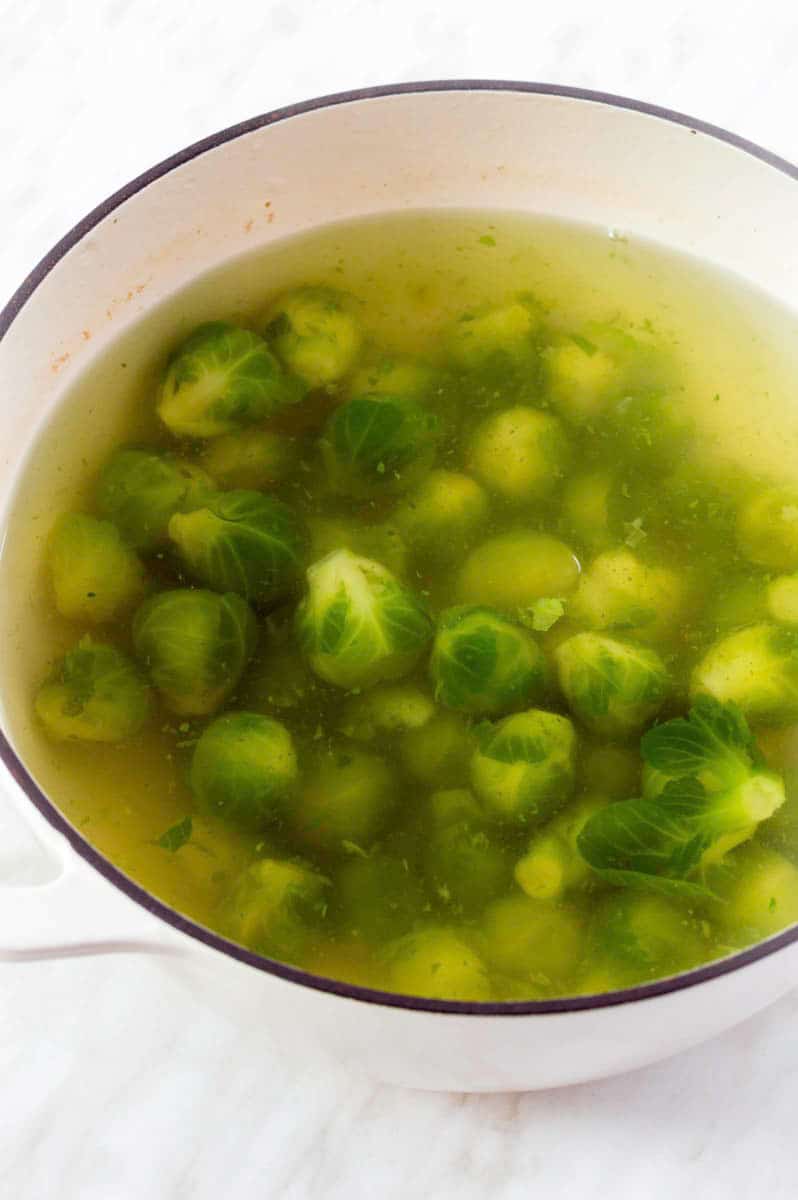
xmin=0 ymin=779 xmax=186 ymax=962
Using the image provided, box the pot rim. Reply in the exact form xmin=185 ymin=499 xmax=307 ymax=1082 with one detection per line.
xmin=2 ymin=79 xmax=797 ymax=1017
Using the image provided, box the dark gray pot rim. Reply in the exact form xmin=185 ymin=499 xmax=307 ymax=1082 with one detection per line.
xmin=2 ymin=80 xmax=796 ymax=1017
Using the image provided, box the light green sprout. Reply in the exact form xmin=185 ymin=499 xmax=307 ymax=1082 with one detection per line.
xmin=35 ymin=636 xmax=151 ymax=742
xmin=339 ymin=683 xmax=435 ymax=741
xmin=222 ymin=857 xmax=329 ymax=962
xmin=470 ymin=708 xmax=577 ymax=826
xmin=290 ymin=747 xmax=397 ymax=854
xmin=479 ymin=895 xmax=585 ymax=987
xmin=514 ymin=794 xmax=611 ymax=900
xmin=446 ymin=301 xmax=539 ymax=371
xmin=399 ymin=710 xmax=476 ymax=788
xmin=200 ymin=428 xmax=298 ymax=491
xmin=322 ymin=391 xmax=439 ymax=497
xmin=457 ymin=531 xmax=581 ymax=610
xmin=266 ymin=286 xmax=363 ymax=388
xmin=96 ymin=448 xmax=215 ymax=552
xmin=737 ymin=487 xmax=798 ymax=571
xmin=691 ymin=623 xmax=798 ymax=725
xmin=49 ymin=513 xmax=146 ymax=623
xmin=384 ymin=927 xmax=491 ymax=1000
xmin=468 ymin=406 xmax=571 ymax=504
xmin=189 ymin=711 xmax=298 ymax=827
xmin=568 ymin=548 xmax=684 ymax=641
xmin=393 ymin=469 xmax=489 ymax=560
xmin=555 ymin=631 xmax=671 ymax=738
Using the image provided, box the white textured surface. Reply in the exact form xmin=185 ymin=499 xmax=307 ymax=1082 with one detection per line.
xmin=2 ymin=2 xmax=798 ymax=1195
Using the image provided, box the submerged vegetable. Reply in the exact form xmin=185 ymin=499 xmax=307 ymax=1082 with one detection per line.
xmin=384 ymin=927 xmax=491 ymax=1000
xmin=446 ymin=300 xmax=539 ymax=371
xmin=200 ymin=428 xmax=298 ymax=491
xmin=133 ymin=589 xmax=257 ymax=715
xmin=158 ymin=322 xmax=301 ymax=438
xmin=515 ymin=794 xmax=610 ymax=900
xmin=189 ymin=711 xmax=298 ymax=827
xmin=555 ymin=631 xmax=671 ymax=738
xmin=322 ymin=392 xmax=439 ymax=497
xmin=468 ymin=407 xmax=571 ymax=503
xmin=424 ymin=789 xmax=512 ymax=913
xmin=96 ymin=449 xmax=215 ymax=552
xmin=587 ymin=891 xmax=710 ymax=986
xmin=691 ymin=624 xmax=798 ymax=725
xmin=267 ymin=286 xmax=362 ymax=388
xmin=479 ymin=895 xmax=585 ymax=987
xmin=223 ymin=857 xmax=329 ymax=961
xmin=457 ymin=531 xmax=581 ymax=609
xmin=49 ymin=513 xmax=146 ymax=623
xmin=470 ymin=709 xmax=577 ymax=826
xmin=430 ymin=606 xmax=549 ymax=716
xmin=296 ymin=549 xmax=433 ymax=690
xmin=393 ymin=470 xmax=489 ymax=559
xmin=578 ymin=699 xmax=785 ymax=894
xmin=35 ymin=636 xmax=151 ymax=742
xmin=737 ymin=488 xmax=798 ymax=571
xmin=290 ymin=748 xmax=397 ymax=854
xmin=569 ymin=548 xmax=684 ymax=641
xmin=168 ymin=490 xmax=307 ymax=606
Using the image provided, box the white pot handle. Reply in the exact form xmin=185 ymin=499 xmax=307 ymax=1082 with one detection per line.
xmin=0 ymin=772 xmax=187 ymax=962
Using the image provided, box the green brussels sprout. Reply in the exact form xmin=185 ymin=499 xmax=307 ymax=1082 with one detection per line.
xmin=96 ymin=448 xmax=215 ymax=552
xmin=479 ymin=895 xmax=585 ymax=986
xmin=168 ymin=490 xmax=307 ymax=606
xmin=348 ymin=353 xmax=436 ymax=401
xmin=158 ymin=322 xmax=301 ymax=439
xmin=35 ymin=636 xmax=152 ymax=743
xmin=189 ymin=711 xmax=298 ymax=827
xmin=737 ymin=488 xmax=798 ymax=571
xmin=690 ymin=623 xmax=798 ymax=725
xmin=568 ymin=548 xmax=685 ymax=642
xmin=709 ymin=844 xmax=798 ymax=942
xmin=393 ymin=469 xmax=489 ymax=560
xmin=200 ymin=428 xmax=298 ymax=491
xmin=514 ymin=794 xmax=610 ymax=900
xmin=429 ymin=606 xmax=549 ymax=717
xmin=384 ymin=927 xmax=491 ymax=1000
xmin=767 ymin=574 xmax=798 ymax=625
xmin=399 ymin=710 xmax=476 ymax=787
xmin=133 ymin=588 xmax=257 ymax=715
xmin=296 ymin=548 xmax=433 ymax=690
xmin=589 ymin=892 xmax=710 ymax=985
xmin=555 ymin=631 xmax=671 ymax=738
xmin=307 ymin=515 xmax=408 ymax=578
xmin=446 ymin=301 xmax=539 ymax=371
xmin=322 ymin=392 xmax=439 ymax=497
xmin=470 ymin=708 xmax=577 ymax=826
xmin=561 ymin=470 xmax=614 ymax=551
xmin=580 ymin=742 xmax=641 ymax=798
xmin=290 ymin=747 xmax=397 ymax=855
xmin=48 ymin=513 xmax=146 ymax=623
xmin=467 ymin=406 xmax=571 ymax=504
xmin=222 ymin=857 xmax=329 ymax=962
xmin=339 ymin=683 xmax=435 ymax=741
xmin=266 ymin=286 xmax=362 ymax=388
xmin=543 ymin=323 xmax=671 ymax=426
xmin=457 ymin=531 xmax=581 ymax=610
xmin=335 ymin=837 xmax=427 ymax=943
xmin=543 ymin=336 xmax=620 ymax=424
xmin=424 ymin=792 xmax=512 ymax=913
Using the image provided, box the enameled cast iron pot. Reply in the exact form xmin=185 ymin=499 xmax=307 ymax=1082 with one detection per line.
xmin=1 ymin=82 xmax=797 ymax=1093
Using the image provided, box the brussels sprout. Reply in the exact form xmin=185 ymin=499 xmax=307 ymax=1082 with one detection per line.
xmin=222 ymin=857 xmax=329 ymax=962
xmin=322 ymin=392 xmax=439 ymax=497
xmin=238 ymin=637 xmax=316 ymax=713
xmin=690 ymin=623 xmax=798 ymax=725
xmin=470 ymin=709 xmax=577 ymax=826
xmin=384 ymin=927 xmax=491 ymax=1000
xmin=424 ymin=793 xmax=512 ymax=913
xmin=189 ymin=711 xmax=297 ymax=827
xmin=290 ymin=747 xmax=397 ymax=854
xmin=709 ymin=844 xmax=798 ymax=941
xmin=393 ymin=470 xmax=489 ymax=560
xmin=568 ymin=548 xmax=684 ymax=641
xmin=561 ymin=470 xmax=614 ymax=551
xmin=158 ymin=322 xmax=301 ymax=439
xmin=168 ymin=490 xmax=307 ymax=606
xmin=307 ymin=515 xmax=408 ymax=578
xmin=580 ymin=742 xmax=641 ymax=798
xmin=35 ymin=636 xmax=151 ymax=743
xmin=514 ymin=794 xmax=610 ymax=900
xmin=96 ymin=448 xmax=215 ymax=553
xmin=479 ymin=895 xmax=585 ymax=986
xmin=348 ymin=353 xmax=437 ymax=401
xmin=266 ymin=286 xmax=362 ymax=388
xmin=335 ymin=838 xmax=427 ymax=943
xmin=339 ymin=683 xmax=435 ymax=741
xmin=555 ymin=631 xmax=670 ymax=738
xmin=737 ymin=488 xmax=798 ymax=571
xmin=133 ymin=588 xmax=257 ymax=715
xmin=589 ymin=892 xmax=710 ymax=985
xmin=446 ymin=301 xmax=539 ymax=371
xmin=429 ymin=606 xmax=549 ymax=717
xmin=766 ymin=574 xmax=798 ymax=625
xmin=467 ymin=407 xmax=571 ymax=504
xmin=457 ymin=531 xmax=581 ymax=609
xmin=296 ymin=548 xmax=432 ymax=690
xmin=48 ymin=513 xmax=146 ymax=623
xmin=399 ymin=710 xmax=476 ymax=787
xmin=543 ymin=337 xmax=619 ymax=423
xmin=200 ymin=428 xmax=298 ymax=491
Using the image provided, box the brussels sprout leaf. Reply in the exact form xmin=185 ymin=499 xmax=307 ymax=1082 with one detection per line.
xmin=157 ymin=816 xmax=193 ymax=852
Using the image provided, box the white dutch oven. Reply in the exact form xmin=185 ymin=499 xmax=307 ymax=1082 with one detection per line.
xmin=1 ymin=82 xmax=797 ymax=1093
